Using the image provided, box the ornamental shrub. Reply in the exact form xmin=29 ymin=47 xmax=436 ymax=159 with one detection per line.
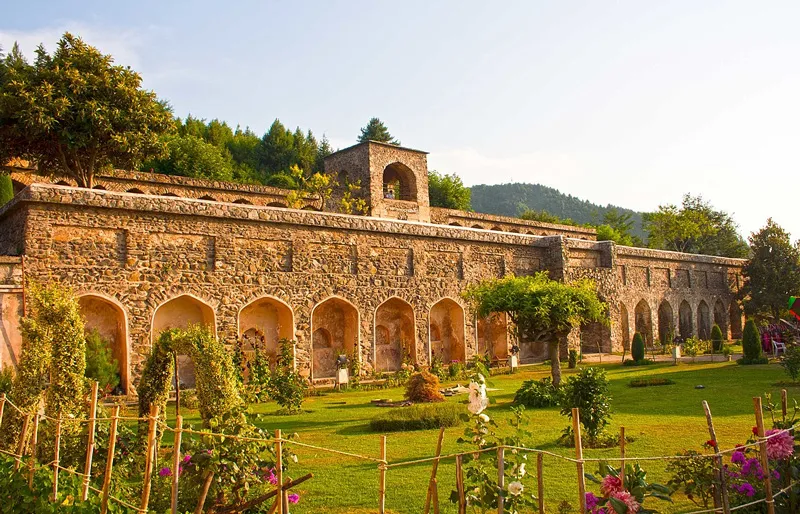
xmin=780 ymin=345 xmax=800 ymax=382
xmin=369 ymin=402 xmax=462 ymax=432
xmin=405 ymin=371 xmax=445 ymax=403
xmin=738 ymin=320 xmax=768 ymax=365
xmin=84 ymin=329 xmax=120 ymax=394
xmin=560 ymin=367 xmax=612 ymax=442
xmin=266 ymin=338 xmax=307 ymax=414
xmin=631 ymin=332 xmax=645 ymax=362
xmin=568 ymin=349 xmax=578 ymax=369
xmin=514 ymin=377 xmax=561 ymax=408
xmin=0 ymin=174 xmax=12 ymax=207
xmin=710 ymin=324 xmax=724 ymax=352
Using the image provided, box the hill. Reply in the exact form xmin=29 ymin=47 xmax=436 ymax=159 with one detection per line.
xmin=469 ymin=182 xmax=646 ymax=239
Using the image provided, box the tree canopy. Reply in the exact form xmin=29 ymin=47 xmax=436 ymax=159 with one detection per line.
xmin=464 ymin=272 xmax=607 ymax=385
xmin=428 ymin=170 xmax=471 ymax=211
xmin=740 ymin=219 xmax=800 ymax=321
xmin=643 ymin=194 xmax=749 ymax=258
xmin=357 ymin=117 xmax=399 ymax=145
xmin=0 ymin=34 xmax=174 ymax=187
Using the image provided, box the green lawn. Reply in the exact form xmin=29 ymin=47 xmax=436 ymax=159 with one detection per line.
xmin=155 ymin=360 xmax=794 ymax=513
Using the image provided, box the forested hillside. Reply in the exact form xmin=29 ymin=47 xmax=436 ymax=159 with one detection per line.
xmin=470 ymin=182 xmax=646 ymax=239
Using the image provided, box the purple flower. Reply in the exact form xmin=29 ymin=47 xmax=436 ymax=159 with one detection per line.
xmin=288 ymin=494 xmax=299 ymax=504
xmin=736 ymin=483 xmax=756 ymax=497
xmin=158 ymin=467 xmax=171 ymax=477
xmin=773 ymin=470 xmax=781 ymax=480
xmin=731 ymin=451 xmax=745 ymax=464
xmin=183 ymin=454 xmax=192 ymax=463
xmin=585 ymin=492 xmax=600 ymax=510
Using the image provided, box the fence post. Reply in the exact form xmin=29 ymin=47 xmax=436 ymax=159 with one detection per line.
xmin=703 ymin=400 xmax=729 ymax=514
xmin=140 ymin=404 xmax=159 ymax=511
xmin=620 ymin=426 xmax=626 ymax=489
xmin=52 ymin=416 xmax=61 ymax=502
xmin=276 ymin=429 xmax=284 ymax=514
xmin=101 ymin=406 xmax=120 ymax=514
xmin=781 ymin=389 xmax=788 ymax=420
xmin=14 ymin=414 xmax=29 ymax=471
xmin=424 ymin=428 xmax=445 ymax=514
xmin=379 ymin=435 xmax=387 ymax=514
xmin=28 ymin=413 xmax=39 ymax=488
xmin=82 ymin=381 xmax=99 ymax=501
xmin=170 ymin=415 xmax=183 ymax=514
xmin=497 ymin=446 xmax=505 ymax=514
xmin=573 ymin=408 xmax=586 ymax=514
xmin=754 ymin=397 xmax=775 ymax=514
xmin=456 ymin=454 xmax=466 ymax=514
xmin=537 ymin=453 xmax=545 ymax=514
xmin=0 ymin=393 xmax=6 ymax=429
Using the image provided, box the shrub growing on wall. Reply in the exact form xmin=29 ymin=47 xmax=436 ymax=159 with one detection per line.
xmin=710 ymin=324 xmax=724 ymax=352
xmin=738 ymin=320 xmax=768 ymax=365
xmin=631 ymin=332 xmax=645 ymax=362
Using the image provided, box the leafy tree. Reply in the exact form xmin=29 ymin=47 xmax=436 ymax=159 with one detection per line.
xmin=601 ymin=208 xmax=641 ymax=246
xmin=428 ymin=170 xmax=471 ymax=211
xmin=464 ymin=272 xmax=607 ymax=386
xmin=0 ymin=174 xmax=12 ymax=206
xmin=0 ymin=33 xmax=173 ymax=187
xmin=143 ymin=134 xmax=234 ymax=182
xmin=285 ymin=164 xmax=333 ymax=211
xmin=519 ymin=208 xmax=580 ymax=227
xmin=595 ymin=224 xmax=635 ymax=246
xmin=259 ymin=119 xmax=297 ymax=174
xmin=741 ymin=219 xmax=800 ymax=320
xmin=357 ymin=117 xmax=399 ymax=145
xmin=643 ymin=194 xmax=749 ymax=257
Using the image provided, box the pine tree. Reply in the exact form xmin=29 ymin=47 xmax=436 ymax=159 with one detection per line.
xmin=357 ymin=117 xmax=399 ymax=145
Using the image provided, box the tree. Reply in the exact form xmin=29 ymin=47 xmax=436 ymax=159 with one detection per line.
xmin=428 ymin=170 xmax=471 ymax=211
xmin=357 ymin=117 xmax=399 ymax=145
xmin=143 ymin=134 xmax=234 ymax=182
xmin=285 ymin=164 xmax=333 ymax=211
xmin=595 ymin=224 xmax=635 ymax=246
xmin=740 ymin=219 xmax=800 ymax=320
xmin=601 ymin=208 xmax=641 ymax=246
xmin=0 ymin=33 xmax=174 ymax=187
xmin=464 ymin=272 xmax=607 ymax=386
xmin=0 ymin=174 xmax=12 ymax=206
xmin=519 ymin=208 xmax=579 ymax=227
xmin=643 ymin=194 xmax=749 ymax=257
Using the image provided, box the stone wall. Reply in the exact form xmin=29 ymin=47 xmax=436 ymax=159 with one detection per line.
xmin=430 ymin=207 xmax=597 ymax=240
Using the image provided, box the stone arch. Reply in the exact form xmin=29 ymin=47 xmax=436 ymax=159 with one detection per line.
xmin=267 ymin=201 xmax=288 ymax=208
xmin=490 ymin=226 xmax=502 ymax=231
xmin=698 ymin=300 xmax=711 ymax=340
xmin=429 ymin=298 xmax=466 ymax=364
xmin=449 ymin=222 xmax=462 ymax=227
xmin=374 ymin=297 xmax=416 ymax=372
xmin=619 ymin=303 xmax=631 ymax=350
xmin=78 ymin=293 xmax=129 ymax=394
xmin=713 ymin=300 xmax=728 ymax=339
xmin=238 ymin=296 xmax=295 ymax=374
xmin=471 ymin=224 xmax=484 ymax=229
xmin=510 ymin=229 xmax=521 ymax=233
xmin=477 ymin=312 xmax=509 ymax=361
xmin=151 ymin=294 xmax=216 ymax=389
xmin=311 ymin=297 xmax=359 ymax=380
xmin=198 ymin=195 xmax=217 ymax=201
xmin=382 ymin=162 xmax=417 ymax=201
xmin=657 ymin=300 xmax=674 ymax=345
xmin=162 ymin=192 xmax=180 ymax=197
xmin=55 ymin=180 xmax=71 ymax=186
xmin=634 ymin=300 xmax=652 ymax=346
xmin=730 ymin=302 xmax=743 ymax=339
xmin=233 ymin=198 xmax=252 ymax=205
xmin=679 ymin=300 xmax=694 ymax=339
xmin=127 ymin=188 xmax=145 ymax=194
xmin=92 ymin=185 xmax=107 ymax=190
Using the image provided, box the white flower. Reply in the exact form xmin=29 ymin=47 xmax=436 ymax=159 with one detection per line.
xmin=478 ymin=413 xmax=490 ymax=423
xmin=508 ymin=481 xmax=524 ymax=496
xmin=517 ymin=463 xmax=526 ymax=477
xmin=467 ymin=380 xmax=489 ymax=414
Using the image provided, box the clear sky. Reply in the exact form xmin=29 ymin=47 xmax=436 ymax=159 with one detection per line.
xmin=3 ymin=1 xmax=799 ymax=240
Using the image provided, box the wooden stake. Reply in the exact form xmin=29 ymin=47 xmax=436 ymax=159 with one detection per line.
xmin=620 ymin=426 xmax=626 ymax=489
xmin=537 ymin=453 xmax=545 ymax=514
xmin=52 ymin=416 xmax=61 ymax=502
xmin=456 ymin=455 xmax=466 ymax=514
xmin=703 ymin=400 xmax=730 ymax=514
xmin=424 ymin=428 xmax=446 ymax=514
xmin=573 ymin=408 xmax=586 ymax=514
xmin=0 ymin=393 xmax=6 ymax=429
xmin=140 ymin=404 xmax=159 ymax=511
xmin=173 ymin=352 xmax=181 ymax=418
xmin=14 ymin=414 xmax=29 ymax=472
xmin=754 ymin=397 xmax=775 ymax=514
xmin=28 ymin=414 xmax=39 ymax=488
xmin=781 ymin=389 xmax=788 ymax=420
xmin=82 ymin=381 xmax=99 ymax=501
xmin=497 ymin=446 xmax=505 ymax=514
xmin=170 ymin=415 xmax=183 ymax=514
xmin=379 ymin=435 xmax=387 ymax=514
xmin=100 ymin=406 xmax=120 ymax=514
xmin=194 ymin=471 xmax=215 ymax=514
xmin=276 ymin=429 xmax=284 ymax=514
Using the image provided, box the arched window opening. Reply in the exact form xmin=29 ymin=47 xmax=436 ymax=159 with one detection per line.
xmin=449 ymin=222 xmax=462 ymax=227
xmin=198 ymin=195 xmax=217 ymax=201
xmin=634 ymin=300 xmax=652 ymax=347
xmin=311 ymin=298 xmax=358 ymax=380
xmin=127 ymin=188 xmax=145 ymax=194
xmin=581 ymin=321 xmax=611 ymax=354
xmin=79 ymin=295 xmax=129 ymax=394
xmin=730 ymin=302 xmax=743 ymax=339
xmin=92 ymin=185 xmax=107 ymax=190
xmin=162 ymin=192 xmax=180 ymax=197
xmin=267 ymin=201 xmax=288 ymax=208
xmin=429 ymin=299 xmax=466 ymax=364
xmin=375 ymin=298 xmax=415 ymax=372
xmin=471 ymin=224 xmax=484 ymax=229
xmin=714 ymin=300 xmax=728 ymax=339
xmin=238 ymin=297 xmax=294 ymax=376
xmin=233 ymin=198 xmax=252 ymax=205
xmin=382 ymin=162 xmax=417 ymax=201
xmin=55 ymin=180 xmax=71 ymax=186
xmin=679 ymin=301 xmax=694 ymax=340
xmin=658 ymin=301 xmax=674 ymax=345
xmin=619 ymin=304 xmax=630 ymax=350
xmin=490 ymin=226 xmax=502 ymax=232
xmin=698 ymin=301 xmax=711 ymax=340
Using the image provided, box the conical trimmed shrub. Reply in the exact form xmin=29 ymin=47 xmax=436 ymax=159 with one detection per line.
xmin=632 ymin=332 xmax=645 ymax=362
xmin=740 ymin=319 xmax=764 ymax=364
xmin=711 ymin=324 xmax=724 ymax=352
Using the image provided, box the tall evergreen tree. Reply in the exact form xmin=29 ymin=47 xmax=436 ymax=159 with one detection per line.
xmin=357 ymin=117 xmax=399 ymax=145
xmin=315 ymin=135 xmax=333 ymax=173
xmin=259 ymin=119 xmax=295 ymax=174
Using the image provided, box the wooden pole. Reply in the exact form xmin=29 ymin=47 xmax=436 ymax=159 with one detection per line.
xmin=754 ymin=397 xmax=775 ymax=514
xmin=497 ymin=446 xmax=505 ymax=514
xmin=28 ymin=413 xmax=39 ymax=488
xmin=100 ymin=406 xmax=120 ymax=514
xmin=424 ymin=428 xmax=446 ymax=514
xmin=0 ymin=393 xmax=6 ymax=429
xmin=173 ymin=352 xmax=180 ymax=418
xmin=456 ymin=455 xmax=466 ymax=514
xmin=276 ymin=429 xmax=284 ymax=514
xmin=781 ymin=389 xmax=788 ymax=420
xmin=620 ymin=426 xmax=626 ymax=489
xmin=82 ymin=381 xmax=99 ymax=501
xmin=170 ymin=415 xmax=183 ymax=514
xmin=573 ymin=408 xmax=586 ymax=514
xmin=14 ymin=414 xmax=29 ymax=471
xmin=379 ymin=435 xmax=387 ymax=514
xmin=194 ymin=471 xmax=215 ymax=514
xmin=703 ymin=400 xmax=730 ymax=514
xmin=537 ymin=453 xmax=545 ymax=514
xmin=140 ymin=404 xmax=160 ymax=511
xmin=52 ymin=416 xmax=61 ymax=502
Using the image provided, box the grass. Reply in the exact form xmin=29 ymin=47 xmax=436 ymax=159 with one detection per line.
xmin=628 ymin=377 xmax=676 ymax=387
xmin=143 ymin=359 xmax=790 ymax=513
xmin=369 ymin=402 xmax=463 ymax=432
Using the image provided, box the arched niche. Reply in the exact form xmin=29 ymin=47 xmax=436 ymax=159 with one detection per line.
xmin=151 ymin=294 xmax=216 ymax=389
xmin=619 ymin=303 xmax=630 ymax=350
xmin=634 ymin=300 xmax=652 ymax=346
xmin=238 ymin=297 xmax=294 ymax=375
xmin=477 ymin=313 xmax=509 ymax=361
xmin=92 ymin=185 xmax=107 ymax=190
xmin=198 ymin=195 xmax=217 ymax=201
xmin=679 ymin=301 xmax=694 ymax=339
xmin=311 ymin=297 xmax=358 ymax=380
xmin=127 ymin=188 xmax=145 ymax=194
xmin=382 ymin=162 xmax=417 ymax=201
xmin=267 ymin=201 xmax=288 ymax=208
xmin=730 ymin=302 xmax=743 ymax=339
xmin=713 ymin=300 xmax=728 ymax=339
xmin=374 ymin=297 xmax=416 ymax=372
xmin=471 ymin=224 xmax=484 ymax=229
xmin=79 ymin=294 xmax=129 ymax=393
xmin=162 ymin=192 xmax=180 ymax=197
xmin=429 ymin=299 xmax=466 ymax=364
xmin=698 ymin=300 xmax=711 ymax=340
xmin=449 ymin=222 xmax=462 ymax=227
xmin=657 ymin=300 xmax=674 ymax=344
xmin=233 ymin=198 xmax=252 ymax=205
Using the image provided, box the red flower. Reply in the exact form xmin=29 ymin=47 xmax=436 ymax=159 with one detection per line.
xmin=706 ymin=439 xmax=716 ymax=447
xmin=752 ymin=426 xmax=760 ymax=435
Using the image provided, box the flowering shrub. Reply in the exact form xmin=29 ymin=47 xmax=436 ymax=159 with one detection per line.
xmin=585 ymin=461 xmax=671 ymax=514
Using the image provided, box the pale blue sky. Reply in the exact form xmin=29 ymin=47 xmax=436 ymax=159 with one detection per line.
xmin=4 ymin=1 xmax=800 ymax=239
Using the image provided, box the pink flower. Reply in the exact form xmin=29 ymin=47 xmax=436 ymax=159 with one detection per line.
xmin=158 ymin=467 xmax=171 ymax=477
xmin=766 ymin=429 xmax=794 ymax=460
xmin=288 ymin=494 xmax=299 ymax=504
xmin=183 ymin=454 xmax=192 ymax=463
xmin=611 ymin=490 xmax=640 ymax=514
xmin=600 ymin=475 xmax=623 ymax=496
